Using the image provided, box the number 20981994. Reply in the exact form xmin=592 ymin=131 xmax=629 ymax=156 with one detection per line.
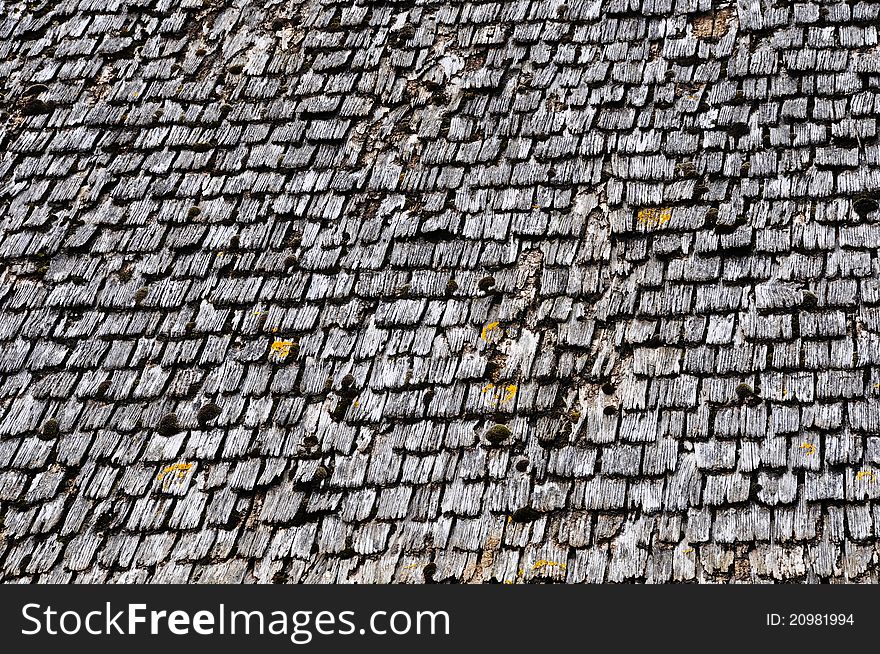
xmin=766 ymin=613 xmax=854 ymax=626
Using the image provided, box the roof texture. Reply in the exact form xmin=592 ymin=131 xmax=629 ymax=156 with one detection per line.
xmin=2 ymin=0 xmax=880 ymax=583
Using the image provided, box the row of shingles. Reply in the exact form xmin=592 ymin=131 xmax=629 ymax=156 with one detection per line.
xmin=393 ymin=13 xmax=554 ymax=573
xmin=324 ymin=2 xmax=499 ymax=584
xmin=510 ymin=8 xmax=656 ymax=583
xmin=218 ymin=2 xmax=455 ymax=583
xmin=2 ymin=0 xmax=291 ymax=582
xmin=81 ymin=0 xmax=840 ymax=584
xmin=0 ymin=1 xmax=114 ymax=581
xmin=82 ymin=1 xmax=308 ymax=581
xmin=354 ymin=0 xmax=684 ymax=584
xmin=358 ymin=3 xmax=661 ymax=583
xmin=249 ymin=1 xmax=438 ymax=580
xmin=716 ymin=6 xmax=880 ymax=581
xmin=676 ymin=232 xmax=880 ymax=582
xmin=294 ymin=0 xmax=880 ymax=584
xmin=498 ymin=7 xmax=691 ymax=582
xmin=8 ymin=0 xmax=200 ymax=582
xmin=0 ymin=0 xmax=502 ymax=584
xmin=67 ymin=1 xmax=213 ymax=581
xmin=565 ymin=42 xmax=689 ymax=583
xmin=5 ymin=0 xmax=868 ymax=584
xmin=0 ymin=0 xmax=107 ymax=448
xmin=0 ymin=0 xmax=130 ymax=581
xmin=174 ymin=0 xmax=450 ymax=579
xmin=459 ymin=2 xmax=628 ymax=583
xmin=652 ymin=2 xmax=880 ymax=576
xmin=37 ymin=0 xmax=214 ymax=583
xmin=83 ymin=0 xmax=381 ymax=583
xmin=635 ymin=9 xmax=808 ymax=575
xmin=581 ymin=7 xmax=792 ymax=581
xmin=174 ymin=0 xmax=302 ymax=585
xmin=177 ymin=0 xmax=804 ymax=588
xmin=790 ymin=5 xmax=880 ymax=566
xmin=127 ymin=1 xmax=334 ymax=584
xmin=275 ymin=1 xmax=575 ymax=583
xmin=502 ymin=1 xmax=796 ymax=577
xmin=251 ymin=2 xmax=418 ymax=583
xmin=266 ymin=2 xmax=431 ymax=583
xmin=392 ymin=1 xmax=586 ymax=584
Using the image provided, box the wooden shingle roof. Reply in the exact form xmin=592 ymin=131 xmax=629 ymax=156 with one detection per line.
xmin=2 ymin=0 xmax=880 ymax=583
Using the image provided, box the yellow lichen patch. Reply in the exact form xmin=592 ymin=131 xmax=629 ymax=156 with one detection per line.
xmin=636 ymin=207 xmax=672 ymax=227
xmin=401 ymin=563 xmax=420 ymax=570
xmin=482 ymin=383 xmax=518 ymax=405
xmin=857 ymin=470 xmax=875 ymax=483
xmin=532 ymin=560 xmax=566 ymax=572
xmin=270 ymin=340 xmax=296 ymax=358
xmin=799 ymin=442 xmax=816 ymax=456
xmin=481 ymin=321 xmax=500 ymax=340
xmin=683 ymin=548 xmax=695 ymax=555
xmin=157 ymin=462 xmax=193 ymax=483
